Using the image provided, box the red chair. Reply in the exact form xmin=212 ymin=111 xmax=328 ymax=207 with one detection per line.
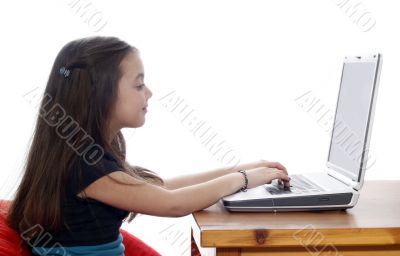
xmin=0 ymin=200 xmax=160 ymax=256
xmin=0 ymin=200 xmax=30 ymax=256
xmin=120 ymin=229 xmax=161 ymax=256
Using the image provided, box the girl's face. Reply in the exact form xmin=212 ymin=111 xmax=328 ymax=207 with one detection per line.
xmin=109 ymin=51 xmax=152 ymax=136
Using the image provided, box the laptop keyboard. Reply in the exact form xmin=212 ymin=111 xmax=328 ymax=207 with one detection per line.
xmin=265 ymin=175 xmax=325 ymax=195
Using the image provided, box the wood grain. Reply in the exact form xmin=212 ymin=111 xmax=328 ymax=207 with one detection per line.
xmin=191 ymin=180 xmax=400 ymax=256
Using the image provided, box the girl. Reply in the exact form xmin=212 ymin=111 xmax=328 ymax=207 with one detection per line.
xmin=7 ymin=36 xmax=290 ymax=256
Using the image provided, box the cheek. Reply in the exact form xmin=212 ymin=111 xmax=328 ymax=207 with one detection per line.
xmin=116 ymin=94 xmax=144 ymax=123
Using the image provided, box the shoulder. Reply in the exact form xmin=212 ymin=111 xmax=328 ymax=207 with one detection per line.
xmin=81 ymin=151 xmax=119 ymax=170
xmin=67 ymin=151 xmax=122 ymax=196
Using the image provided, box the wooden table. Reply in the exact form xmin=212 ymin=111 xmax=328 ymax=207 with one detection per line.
xmin=190 ymin=180 xmax=400 ymax=256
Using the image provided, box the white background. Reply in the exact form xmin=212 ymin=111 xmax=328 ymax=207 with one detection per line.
xmin=1 ymin=0 xmax=399 ymax=255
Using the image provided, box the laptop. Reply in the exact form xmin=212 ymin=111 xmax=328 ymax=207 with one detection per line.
xmin=223 ymin=53 xmax=383 ymax=212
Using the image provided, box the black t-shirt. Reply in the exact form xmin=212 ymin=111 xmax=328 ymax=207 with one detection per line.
xmin=31 ymin=152 xmax=129 ymax=247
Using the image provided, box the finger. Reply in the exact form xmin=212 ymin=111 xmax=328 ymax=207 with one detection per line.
xmin=270 ymin=168 xmax=290 ymax=182
xmin=267 ymin=168 xmax=290 ymax=184
xmin=275 ymin=162 xmax=287 ymax=172
xmin=268 ymin=162 xmax=288 ymax=175
xmin=283 ymin=180 xmax=291 ymax=187
xmin=278 ymin=178 xmax=290 ymax=186
xmin=275 ymin=171 xmax=290 ymax=182
xmin=270 ymin=168 xmax=290 ymax=187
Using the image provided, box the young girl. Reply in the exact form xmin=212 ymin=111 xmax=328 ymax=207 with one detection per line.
xmin=7 ymin=36 xmax=290 ymax=256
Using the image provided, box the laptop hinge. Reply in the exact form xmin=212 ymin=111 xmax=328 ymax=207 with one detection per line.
xmin=327 ymin=168 xmax=359 ymax=190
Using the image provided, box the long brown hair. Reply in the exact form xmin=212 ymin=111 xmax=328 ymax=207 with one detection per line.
xmin=7 ymin=36 xmax=164 ymax=236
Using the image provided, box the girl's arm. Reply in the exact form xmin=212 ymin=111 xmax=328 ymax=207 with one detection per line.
xmin=163 ymin=166 xmax=231 ymax=190
xmin=163 ymin=160 xmax=287 ymax=190
xmin=81 ymin=167 xmax=289 ymax=217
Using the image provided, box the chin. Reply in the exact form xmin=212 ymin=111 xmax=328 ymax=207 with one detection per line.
xmin=130 ymin=120 xmax=145 ymax=128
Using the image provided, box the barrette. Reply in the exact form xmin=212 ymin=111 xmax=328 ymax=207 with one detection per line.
xmin=59 ymin=66 xmax=71 ymax=77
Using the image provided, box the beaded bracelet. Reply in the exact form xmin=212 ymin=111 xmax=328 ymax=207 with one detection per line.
xmin=238 ymin=169 xmax=248 ymax=192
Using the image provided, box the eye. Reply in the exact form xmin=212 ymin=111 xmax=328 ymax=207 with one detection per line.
xmin=136 ymin=84 xmax=145 ymax=90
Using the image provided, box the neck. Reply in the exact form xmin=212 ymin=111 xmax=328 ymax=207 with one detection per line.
xmin=108 ymin=128 xmax=120 ymax=145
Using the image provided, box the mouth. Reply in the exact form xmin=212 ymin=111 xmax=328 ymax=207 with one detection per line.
xmin=143 ymin=105 xmax=148 ymax=111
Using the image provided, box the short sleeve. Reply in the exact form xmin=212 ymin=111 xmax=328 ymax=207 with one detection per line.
xmin=68 ymin=152 xmax=121 ymax=195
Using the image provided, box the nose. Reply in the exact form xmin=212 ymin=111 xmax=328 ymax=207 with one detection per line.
xmin=146 ymin=86 xmax=153 ymax=99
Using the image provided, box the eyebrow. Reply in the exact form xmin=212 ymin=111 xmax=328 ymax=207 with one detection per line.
xmin=135 ymin=73 xmax=144 ymax=80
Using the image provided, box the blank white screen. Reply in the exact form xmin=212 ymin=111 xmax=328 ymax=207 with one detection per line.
xmin=328 ymin=61 xmax=377 ymax=180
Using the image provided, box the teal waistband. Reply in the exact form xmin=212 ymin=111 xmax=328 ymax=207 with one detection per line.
xmin=31 ymin=233 xmax=124 ymax=256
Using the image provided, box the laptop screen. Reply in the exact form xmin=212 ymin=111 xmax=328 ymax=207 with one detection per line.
xmin=327 ymin=56 xmax=380 ymax=181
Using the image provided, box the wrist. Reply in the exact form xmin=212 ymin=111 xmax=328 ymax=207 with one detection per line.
xmin=237 ymin=170 xmax=248 ymax=192
xmin=228 ymin=161 xmax=264 ymax=174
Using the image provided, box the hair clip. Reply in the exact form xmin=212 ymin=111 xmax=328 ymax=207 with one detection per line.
xmin=59 ymin=66 xmax=71 ymax=77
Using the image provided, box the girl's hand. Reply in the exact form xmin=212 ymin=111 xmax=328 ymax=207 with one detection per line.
xmin=241 ymin=160 xmax=287 ymax=172
xmin=234 ymin=160 xmax=288 ymax=176
xmin=245 ymin=167 xmax=290 ymax=190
